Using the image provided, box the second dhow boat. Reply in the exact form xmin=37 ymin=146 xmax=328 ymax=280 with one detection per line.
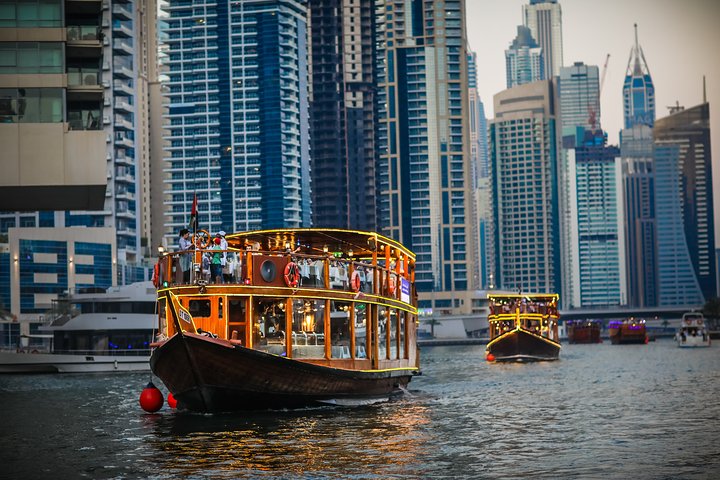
xmin=566 ymin=319 xmax=602 ymax=344
xmin=486 ymin=293 xmax=561 ymax=362
xmin=608 ymin=318 xmax=648 ymax=345
xmin=150 ymin=228 xmax=420 ymax=413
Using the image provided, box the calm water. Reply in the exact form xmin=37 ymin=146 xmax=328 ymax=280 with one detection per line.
xmin=1 ymin=339 xmax=719 ymax=479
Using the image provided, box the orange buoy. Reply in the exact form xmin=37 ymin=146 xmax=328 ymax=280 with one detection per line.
xmin=486 ymin=353 xmax=495 ymax=362
xmin=139 ymin=381 xmax=164 ymax=413
xmin=167 ymin=392 xmax=177 ymax=409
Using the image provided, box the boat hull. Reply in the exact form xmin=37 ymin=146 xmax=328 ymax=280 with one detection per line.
xmin=150 ymin=333 xmax=415 ymax=412
xmin=609 ymin=326 xmax=647 ymax=345
xmin=567 ymin=324 xmax=602 ymax=344
xmin=675 ymin=334 xmax=711 ymax=348
xmin=0 ymin=352 xmax=150 ymax=373
xmin=486 ymin=329 xmax=560 ymax=362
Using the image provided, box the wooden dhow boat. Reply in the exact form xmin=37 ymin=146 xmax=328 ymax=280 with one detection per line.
xmin=150 ymin=228 xmax=420 ymax=413
xmin=608 ymin=318 xmax=648 ymax=345
xmin=486 ymin=293 xmax=561 ymax=362
xmin=566 ymin=319 xmax=602 ymax=344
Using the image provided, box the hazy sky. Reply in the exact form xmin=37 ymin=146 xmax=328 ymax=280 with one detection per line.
xmin=466 ymin=0 xmax=720 ymax=244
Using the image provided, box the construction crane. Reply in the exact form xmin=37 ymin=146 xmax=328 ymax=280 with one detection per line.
xmin=588 ymin=53 xmax=610 ymax=131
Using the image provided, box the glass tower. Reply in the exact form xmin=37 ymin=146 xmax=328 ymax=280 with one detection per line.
xmin=162 ymin=0 xmax=311 ymax=238
xmin=378 ymin=0 xmax=476 ymax=294
xmin=623 ymin=24 xmax=655 ymax=129
xmin=522 ymin=0 xmax=563 ymax=78
xmin=558 ymin=61 xmax=600 ymax=139
xmin=505 ymin=25 xmax=544 ymax=88
xmin=653 ymin=103 xmax=716 ymax=305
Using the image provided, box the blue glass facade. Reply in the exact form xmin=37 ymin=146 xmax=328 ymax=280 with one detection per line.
xmin=622 ymin=26 xmax=655 ymax=129
xmin=163 ymin=0 xmax=311 ymax=236
xmin=18 ymin=239 xmax=68 ymax=314
xmin=379 ymin=0 xmax=474 ymax=294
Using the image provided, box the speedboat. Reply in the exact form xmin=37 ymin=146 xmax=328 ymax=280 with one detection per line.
xmin=675 ymin=312 xmax=711 ymax=348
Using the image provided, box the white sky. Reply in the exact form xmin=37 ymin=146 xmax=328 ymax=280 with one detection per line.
xmin=466 ymin=0 xmax=720 ymax=246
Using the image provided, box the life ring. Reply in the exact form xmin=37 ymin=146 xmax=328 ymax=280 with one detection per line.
xmin=388 ymin=274 xmax=396 ymax=295
xmin=284 ymin=262 xmax=300 ymax=288
xmin=193 ymin=230 xmax=211 ymax=249
xmin=351 ymin=270 xmax=361 ymax=292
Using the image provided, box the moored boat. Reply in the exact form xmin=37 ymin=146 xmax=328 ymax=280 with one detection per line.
xmin=608 ymin=318 xmax=648 ymax=345
xmin=675 ymin=312 xmax=711 ymax=348
xmin=0 ymin=282 xmax=156 ymax=373
xmin=150 ymin=228 xmax=420 ymax=413
xmin=566 ymin=319 xmax=602 ymax=344
xmin=486 ymin=293 xmax=561 ymax=362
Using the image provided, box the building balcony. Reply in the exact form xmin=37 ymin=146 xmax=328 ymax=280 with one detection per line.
xmin=112 ymin=39 xmax=133 ymax=56
xmin=113 ymin=81 xmax=134 ymax=96
xmin=114 ymin=63 xmax=133 ymax=79
xmin=114 ymin=115 xmax=133 ymax=131
xmin=112 ymin=3 xmax=132 ymax=20
xmin=112 ymin=20 xmax=133 ymax=38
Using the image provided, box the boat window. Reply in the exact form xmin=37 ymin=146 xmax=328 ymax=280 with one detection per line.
xmin=252 ymin=298 xmax=287 ymax=354
xmin=79 ymin=301 xmax=156 ymax=314
xmin=158 ymin=298 xmax=167 ymax=337
xmin=389 ymin=309 xmax=399 ymax=359
xmin=292 ymin=299 xmax=326 ymax=359
xmin=329 ymin=301 xmax=351 ymax=359
xmin=378 ymin=307 xmax=389 ymax=360
xmin=188 ymin=299 xmax=211 ymax=318
xmin=354 ymin=302 xmax=368 ymax=358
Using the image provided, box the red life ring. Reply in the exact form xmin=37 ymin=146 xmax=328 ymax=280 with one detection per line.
xmin=351 ymin=270 xmax=361 ymax=292
xmin=284 ymin=262 xmax=300 ymax=288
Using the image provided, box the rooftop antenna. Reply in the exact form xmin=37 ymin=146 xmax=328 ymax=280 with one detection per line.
xmin=703 ymin=75 xmax=707 ymax=104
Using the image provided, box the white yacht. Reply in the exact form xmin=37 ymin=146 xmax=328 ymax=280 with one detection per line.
xmin=675 ymin=312 xmax=711 ymax=348
xmin=0 ymin=282 xmax=157 ymax=373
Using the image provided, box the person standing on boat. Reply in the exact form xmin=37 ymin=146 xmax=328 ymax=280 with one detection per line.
xmin=216 ymin=231 xmax=229 ymax=282
xmin=210 ymin=237 xmax=224 ymax=284
xmin=178 ymin=228 xmax=193 ymax=283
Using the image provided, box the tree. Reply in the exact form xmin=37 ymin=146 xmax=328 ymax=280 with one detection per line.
xmin=423 ymin=317 xmax=442 ymax=338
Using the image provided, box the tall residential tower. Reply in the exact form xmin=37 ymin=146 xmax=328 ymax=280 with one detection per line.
xmin=522 ymin=0 xmax=563 ymax=78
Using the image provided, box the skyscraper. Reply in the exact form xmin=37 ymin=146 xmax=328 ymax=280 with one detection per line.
xmin=567 ymin=131 xmax=626 ymax=307
xmin=163 ymin=0 xmax=311 ymax=238
xmin=378 ymin=0 xmax=477 ymax=296
xmin=468 ymin=52 xmax=493 ymax=289
xmin=490 ymin=80 xmax=561 ymax=295
xmin=623 ymin=24 xmax=655 ymax=129
xmin=504 ymin=25 xmax=544 ymax=89
xmin=308 ymin=0 xmax=378 ymax=230
xmin=621 ymin=124 xmax=657 ymax=307
xmin=653 ymin=102 xmax=716 ymax=305
xmin=522 ymin=0 xmax=563 ymax=78
xmin=558 ymin=62 xmax=600 ymax=138
xmin=0 ymin=0 xmax=160 ymax=277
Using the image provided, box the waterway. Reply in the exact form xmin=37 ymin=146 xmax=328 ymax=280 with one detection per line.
xmin=1 ymin=339 xmax=719 ymax=479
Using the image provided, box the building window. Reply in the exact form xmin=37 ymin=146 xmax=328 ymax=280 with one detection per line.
xmin=0 ymin=0 xmax=63 ymax=28
xmin=0 ymin=42 xmax=63 ymax=74
xmin=0 ymin=88 xmax=63 ymax=123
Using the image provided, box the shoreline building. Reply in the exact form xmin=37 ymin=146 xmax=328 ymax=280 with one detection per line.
xmin=1 ymin=0 xmax=160 ymax=279
xmin=653 ymin=102 xmax=716 ymax=305
xmin=377 ymin=0 xmax=477 ymax=301
xmin=308 ymin=0 xmax=378 ymax=230
xmin=620 ymin=24 xmax=657 ymax=307
xmin=490 ymin=80 xmax=562 ymax=296
xmin=522 ymin=0 xmax=563 ymax=79
xmin=505 ymin=25 xmax=543 ymax=89
xmin=162 ymin=0 xmax=311 ymax=239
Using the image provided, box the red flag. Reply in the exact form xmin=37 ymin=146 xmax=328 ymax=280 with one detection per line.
xmin=188 ymin=194 xmax=198 ymax=232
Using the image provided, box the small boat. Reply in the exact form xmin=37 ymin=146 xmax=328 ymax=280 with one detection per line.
xmin=485 ymin=293 xmax=561 ymax=362
xmin=0 ymin=282 xmax=156 ymax=373
xmin=675 ymin=312 xmax=711 ymax=348
xmin=150 ymin=228 xmax=420 ymax=413
xmin=608 ymin=317 xmax=648 ymax=345
xmin=566 ymin=319 xmax=602 ymax=344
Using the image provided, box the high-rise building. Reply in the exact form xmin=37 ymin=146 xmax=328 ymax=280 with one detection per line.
xmin=0 ymin=0 xmax=107 ymax=211
xmin=468 ymin=52 xmax=492 ymax=289
xmin=162 ymin=0 xmax=311 ymax=239
xmin=522 ymin=0 xmax=563 ymax=78
xmin=623 ymin=24 xmax=655 ymax=129
xmin=308 ymin=0 xmax=377 ymax=230
xmin=558 ymin=62 xmax=600 ymax=138
xmin=504 ymin=25 xmax=544 ymax=89
xmin=653 ymin=102 xmax=716 ymax=305
xmin=1 ymin=0 xmax=159 ymax=279
xmin=567 ymin=131 xmax=626 ymax=307
xmin=490 ymin=80 xmax=561 ymax=295
xmin=377 ymin=0 xmax=477 ymax=297
xmin=620 ymin=124 xmax=657 ymax=307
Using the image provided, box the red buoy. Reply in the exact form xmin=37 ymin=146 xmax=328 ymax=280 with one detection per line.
xmin=139 ymin=381 xmax=164 ymax=413
xmin=486 ymin=353 xmax=495 ymax=362
xmin=167 ymin=392 xmax=177 ymax=409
